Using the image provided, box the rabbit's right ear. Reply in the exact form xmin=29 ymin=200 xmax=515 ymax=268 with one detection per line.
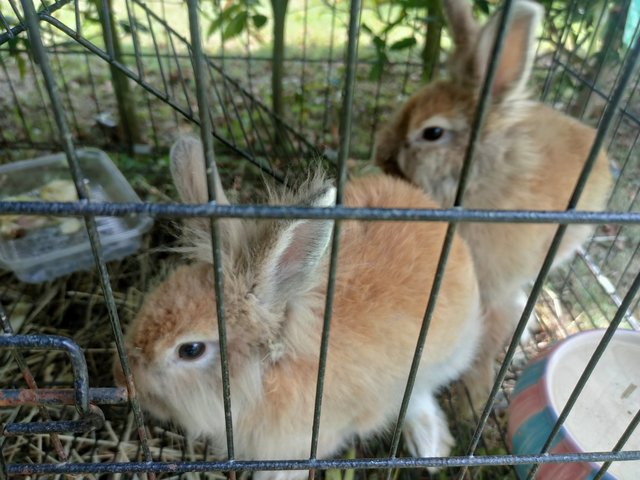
xmin=253 ymin=185 xmax=336 ymax=309
xmin=472 ymin=1 xmax=543 ymax=102
xmin=170 ymin=136 xmax=229 ymax=205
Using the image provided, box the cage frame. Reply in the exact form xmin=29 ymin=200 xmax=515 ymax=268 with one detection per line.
xmin=1 ymin=0 xmax=640 ymax=478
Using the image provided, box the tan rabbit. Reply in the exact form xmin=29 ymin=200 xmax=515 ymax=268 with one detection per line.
xmin=115 ymin=137 xmax=482 ymax=479
xmin=373 ymin=0 xmax=612 ymax=412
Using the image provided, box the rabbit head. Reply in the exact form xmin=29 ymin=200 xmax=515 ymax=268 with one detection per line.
xmin=116 ymin=137 xmax=336 ymax=440
xmin=374 ymin=0 xmax=544 ymax=207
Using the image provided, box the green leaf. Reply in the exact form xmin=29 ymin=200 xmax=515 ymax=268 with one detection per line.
xmin=369 ymin=50 xmax=389 ymax=81
xmin=381 ymin=12 xmax=407 ymax=36
xmin=369 ymin=61 xmax=384 ymax=81
xmin=207 ymin=4 xmax=241 ymax=37
xmin=7 ymin=37 xmax=31 ymax=72
xmin=207 ymin=15 xmax=225 ymax=36
xmin=372 ymin=35 xmax=386 ymax=52
xmin=83 ymin=15 xmax=101 ymax=25
xmin=389 ymin=36 xmax=417 ymax=50
xmin=8 ymin=37 xmax=19 ymax=56
xmin=252 ymin=13 xmax=267 ymax=29
xmin=474 ymin=0 xmax=490 ymax=14
xmin=118 ymin=18 xmax=149 ymax=35
xmin=133 ymin=19 xmax=149 ymax=33
xmin=119 ymin=20 xmax=132 ymax=34
xmin=399 ymin=0 xmax=426 ymax=8
xmin=16 ymin=54 xmax=26 ymax=80
xmin=223 ymin=11 xmax=249 ymax=40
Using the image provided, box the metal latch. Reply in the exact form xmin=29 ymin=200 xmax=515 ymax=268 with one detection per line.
xmin=0 ymin=334 xmax=127 ymax=435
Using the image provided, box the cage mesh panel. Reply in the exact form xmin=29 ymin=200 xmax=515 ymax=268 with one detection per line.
xmin=1 ymin=0 xmax=640 ymax=478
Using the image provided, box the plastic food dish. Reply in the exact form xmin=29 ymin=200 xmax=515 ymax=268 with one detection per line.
xmin=0 ymin=149 xmax=153 ymax=283
xmin=508 ymin=329 xmax=640 ymax=479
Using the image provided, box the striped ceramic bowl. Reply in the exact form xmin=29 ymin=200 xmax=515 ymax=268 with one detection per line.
xmin=507 ymin=329 xmax=640 ymax=479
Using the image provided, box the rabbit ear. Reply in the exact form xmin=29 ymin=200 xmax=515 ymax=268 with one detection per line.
xmin=443 ymin=0 xmax=480 ymax=52
xmin=474 ymin=1 xmax=543 ymax=101
xmin=254 ymin=185 xmax=336 ymax=308
xmin=170 ymin=136 xmax=244 ymax=262
xmin=170 ymin=136 xmax=229 ymax=205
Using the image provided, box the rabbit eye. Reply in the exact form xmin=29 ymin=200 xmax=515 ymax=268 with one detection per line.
xmin=178 ymin=342 xmax=206 ymax=360
xmin=422 ymin=127 xmax=444 ymax=141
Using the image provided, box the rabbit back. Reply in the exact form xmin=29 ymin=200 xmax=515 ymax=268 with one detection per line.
xmin=462 ymin=102 xmax=611 ymax=298
xmin=245 ymin=175 xmax=482 ymax=447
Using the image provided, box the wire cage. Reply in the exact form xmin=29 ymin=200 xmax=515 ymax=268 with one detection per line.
xmin=1 ymin=0 xmax=640 ymax=478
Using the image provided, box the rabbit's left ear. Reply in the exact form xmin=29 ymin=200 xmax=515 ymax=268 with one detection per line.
xmin=170 ymin=136 xmax=244 ymax=262
xmin=253 ymin=186 xmax=336 ymax=308
xmin=443 ymin=0 xmax=480 ymax=54
xmin=170 ymin=136 xmax=229 ymax=206
xmin=473 ymin=1 xmax=543 ymax=102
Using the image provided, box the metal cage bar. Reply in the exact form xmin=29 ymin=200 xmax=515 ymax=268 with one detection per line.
xmin=308 ymin=0 xmax=362 ymax=473
xmin=3 ymin=200 xmax=640 ymax=224
xmin=186 ymin=0 xmax=235 ymax=467
xmin=1 ymin=0 xmax=640 ymax=478
xmin=3 ymin=449 xmax=640 ymax=476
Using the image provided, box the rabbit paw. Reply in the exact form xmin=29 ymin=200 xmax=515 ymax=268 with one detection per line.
xmin=403 ymin=394 xmax=454 ymax=472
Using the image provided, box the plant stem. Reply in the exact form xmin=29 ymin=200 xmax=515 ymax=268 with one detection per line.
xmin=96 ymin=0 xmax=141 ymax=151
xmin=421 ymin=0 xmax=444 ymax=82
xmin=271 ymin=0 xmax=289 ymax=147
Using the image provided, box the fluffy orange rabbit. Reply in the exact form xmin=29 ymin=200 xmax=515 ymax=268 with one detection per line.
xmin=116 ymin=137 xmax=482 ymax=479
xmin=373 ymin=0 xmax=611 ymax=411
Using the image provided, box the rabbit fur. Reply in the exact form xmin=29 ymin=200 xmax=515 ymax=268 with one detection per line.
xmin=116 ymin=137 xmax=483 ymax=479
xmin=373 ymin=0 xmax=612 ymax=411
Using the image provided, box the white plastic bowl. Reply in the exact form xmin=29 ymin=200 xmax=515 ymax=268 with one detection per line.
xmin=508 ymin=329 xmax=640 ymax=479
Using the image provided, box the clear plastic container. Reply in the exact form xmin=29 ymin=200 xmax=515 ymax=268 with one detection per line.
xmin=0 ymin=149 xmax=153 ymax=283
